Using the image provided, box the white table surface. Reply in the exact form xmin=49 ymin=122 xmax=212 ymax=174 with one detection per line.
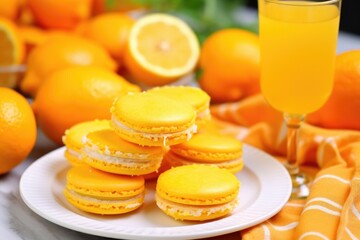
xmin=1 ymin=32 xmax=360 ymax=240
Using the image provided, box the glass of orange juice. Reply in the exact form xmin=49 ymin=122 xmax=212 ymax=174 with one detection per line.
xmin=258 ymin=0 xmax=341 ymax=199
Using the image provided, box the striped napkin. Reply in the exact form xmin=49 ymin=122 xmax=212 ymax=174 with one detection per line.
xmin=209 ymin=94 xmax=360 ymax=240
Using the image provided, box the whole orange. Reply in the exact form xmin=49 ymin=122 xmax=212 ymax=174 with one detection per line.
xmin=27 ymin=0 xmax=92 ymax=30
xmin=81 ymin=13 xmax=135 ymax=63
xmin=20 ymin=33 xmax=117 ymax=96
xmin=307 ymin=50 xmax=360 ymax=130
xmin=0 ymin=0 xmax=21 ymax=20
xmin=18 ymin=25 xmax=48 ymax=56
xmin=199 ymin=29 xmax=260 ymax=103
xmin=0 ymin=87 xmax=36 ymax=174
xmin=32 ymin=66 xmax=140 ymax=144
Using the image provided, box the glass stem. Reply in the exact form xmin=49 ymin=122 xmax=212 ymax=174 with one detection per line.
xmin=284 ymin=113 xmax=305 ymax=176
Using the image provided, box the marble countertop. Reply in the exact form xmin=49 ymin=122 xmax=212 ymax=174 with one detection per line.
xmin=1 ymin=32 xmax=360 ymax=240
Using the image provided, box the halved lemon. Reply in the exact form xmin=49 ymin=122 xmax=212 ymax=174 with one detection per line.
xmin=124 ymin=13 xmax=200 ymax=86
xmin=0 ymin=18 xmax=24 ymax=88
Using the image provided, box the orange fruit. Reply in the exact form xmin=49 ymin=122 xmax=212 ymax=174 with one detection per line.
xmin=18 ymin=25 xmax=48 ymax=56
xmin=18 ymin=26 xmax=68 ymax=56
xmin=0 ymin=17 xmax=25 ymax=88
xmin=0 ymin=0 xmax=21 ymax=20
xmin=199 ymin=29 xmax=260 ymax=103
xmin=27 ymin=0 xmax=92 ymax=30
xmin=307 ymin=50 xmax=360 ymax=131
xmin=124 ymin=13 xmax=200 ymax=86
xmin=18 ymin=0 xmax=35 ymax=25
xmin=81 ymin=13 xmax=135 ymax=63
xmin=32 ymin=66 xmax=140 ymax=144
xmin=20 ymin=33 xmax=117 ymax=96
xmin=0 ymin=87 xmax=36 ymax=174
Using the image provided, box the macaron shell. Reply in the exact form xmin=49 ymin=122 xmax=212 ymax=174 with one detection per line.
xmin=165 ymin=151 xmax=244 ymax=174
xmin=66 ymin=165 xmax=145 ymax=199
xmin=156 ymin=194 xmax=238 ymax=221
xmin=64 ymin=149 xmax=83 ymax=166
xmin=63 ymin=119 xmax=111 ymax=150
xmin=86 ymin=129 xmax=165 ymax=157
xmin=111 ymin=92 xmax=196 ymax=133
xmin=170 ymin=132 xmax=242 ymax=162
xmin=64 ymin=188 xmax=144 ymax=215
xmin=156 ymin=165 xmax=240 ymax=205
xmin=84 ymin=156 xmax=162 ymax=176
xmin=147 ymin=86 xmax=210 ymax=114
xmin=111 ymin=122 xmax=196 ymax=147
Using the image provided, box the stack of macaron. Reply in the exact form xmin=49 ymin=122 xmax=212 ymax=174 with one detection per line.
xmin=61 ymin=85 xmax=242 ymax=220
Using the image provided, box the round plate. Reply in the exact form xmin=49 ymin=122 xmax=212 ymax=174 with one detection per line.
xmin=19 ymin=145 xmax=291 ymax=240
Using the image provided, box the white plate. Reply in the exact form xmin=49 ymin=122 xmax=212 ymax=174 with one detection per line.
xmin=20 ymin=145 xmax=291 ymax=240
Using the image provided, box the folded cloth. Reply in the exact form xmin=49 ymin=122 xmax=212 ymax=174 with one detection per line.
xmin=209 ymin=94 xmax=360 ymax=240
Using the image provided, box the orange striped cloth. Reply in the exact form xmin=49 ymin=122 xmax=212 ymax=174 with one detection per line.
xmin=208 ymin=94 xmax=360 ymax=240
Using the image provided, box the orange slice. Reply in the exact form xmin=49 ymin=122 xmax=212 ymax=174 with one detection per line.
xmin=124 ymin=13 xmax=200 ymax=86
xmin=0 ymin=17 xmax=24 ymax=88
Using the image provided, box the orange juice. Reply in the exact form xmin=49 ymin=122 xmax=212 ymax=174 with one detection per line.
xmin=259 ymin=1 xmax=340 ymax=114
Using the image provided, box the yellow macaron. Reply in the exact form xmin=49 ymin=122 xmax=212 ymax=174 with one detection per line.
xmin=156 ymin=165 xmax=240 ymax=221
xmin=166 ymin=132 xmax=244 ymax=173
xmin=64 ymin=165 xmax=145 ymax=215
xmin=83 ymin=128 xmax=166 ymax=175
xmin=62 ymin=119 xmax=111 ymax=165
xmin=111 ymin=92 xmax=197 ymax=146
xmin=147 ymin=86 xmax=211 ymax=122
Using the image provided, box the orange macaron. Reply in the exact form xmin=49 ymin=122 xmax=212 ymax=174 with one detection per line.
xmin=147 ymin=86 xmax=211 ymax=123
xmin=110 ymin=92 xmax=197 ymax=146
xmin=156 ymin=165 xmax=240 ymax=221
xmin=62 ymin=119 xmax=111 ymax=165
xmin=166 ymin=131 xmax=244 ymax=173
xmin=64 ymin=165 xmax=145 ymax=215
xmin=83 ymin=128 xmax=166 ymax=175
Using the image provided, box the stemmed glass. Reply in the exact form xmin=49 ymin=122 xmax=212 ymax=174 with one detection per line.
xmin=258 ymin=0 xmax=341 ymax=199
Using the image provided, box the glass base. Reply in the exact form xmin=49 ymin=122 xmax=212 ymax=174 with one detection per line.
xmin=290 ymin=172 xmax=311 ymax=199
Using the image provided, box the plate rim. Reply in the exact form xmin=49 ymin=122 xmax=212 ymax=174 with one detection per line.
xmin=19 ymin=144 xmax=291 ymax=240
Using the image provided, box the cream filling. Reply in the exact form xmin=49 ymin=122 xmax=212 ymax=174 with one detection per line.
xmin=196 ymin=108 xmax=210 ymax=120
xmin=84 ymin=146 xmax=161 ymax=168
xmin=67 ymin=189 xmax=143 ymax=209
xmin=66 ymin=148 xmax=82 ymax=159
xmin=111 ymin=116 xmax=197 ymax=145
xmin=156 ymin=194 xmax=238 ymax=217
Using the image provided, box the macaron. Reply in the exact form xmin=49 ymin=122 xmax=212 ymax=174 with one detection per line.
xmin=156 ymin=165 xmax=240 ymax=221
xmin=83 ymin=128 xmax=166 ymax=175
xmin=62 ymin=119 xmax=111 ymax=165
xmin=147 ymin=86 xmax=211 ymax=122
xmin=166 ymin=132 xmax=244 ymax=173
xmin=64 ymin=165 xmax=145 ymax=215
xmin=110 ymin=92 xmax=197 ymax=146
xmin=142 ymin=156 xmax=171 ymax=180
